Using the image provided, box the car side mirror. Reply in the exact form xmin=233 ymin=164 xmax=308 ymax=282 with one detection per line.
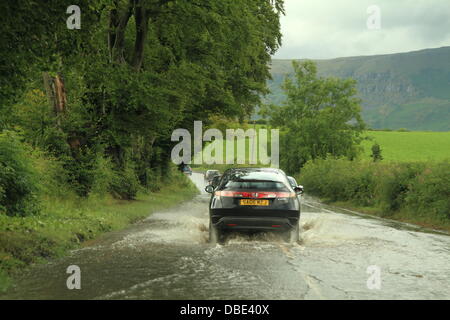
xmin=294 ymin=186 xmax=304 ymax=194
xmin=205 ymin=185 xmax=215 ymax=193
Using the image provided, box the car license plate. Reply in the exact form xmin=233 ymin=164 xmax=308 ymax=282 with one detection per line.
xmin=240 ymin=199 xmax=269 ymax=206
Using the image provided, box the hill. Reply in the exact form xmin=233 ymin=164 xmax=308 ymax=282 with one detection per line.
xmin=267 ymin=47 xmax=450 ymax=131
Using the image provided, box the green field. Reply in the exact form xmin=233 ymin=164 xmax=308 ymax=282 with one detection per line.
xmin=192 ymin=128 xmax=450 ymax=169
xmin=361 ymin=130 xmax=450 ymax=162
xmin=191 ymin=125 xmax=275 ymax=170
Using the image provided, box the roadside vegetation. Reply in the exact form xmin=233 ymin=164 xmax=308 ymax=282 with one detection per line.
xmin=0 ymin=171 xmax=198 ymax=292
xmin=0 ymin=1 xmax=284 ymax=291
xmin=297 ymin=129 xmax=450 ymax=230
xmin=0 ymin=144 xmax=198 ymax=292
xmin=297 ymin=159 xmax=450 ymax=231
xmin=260 ymin=60 xmax=450 ymax=231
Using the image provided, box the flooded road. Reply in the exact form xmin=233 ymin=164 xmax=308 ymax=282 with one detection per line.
xmin=2 ymin=173 xmax=450 ymax=300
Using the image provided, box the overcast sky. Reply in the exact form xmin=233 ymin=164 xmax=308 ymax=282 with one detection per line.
xmin=273 ymin=0 xmax=450 ymax=59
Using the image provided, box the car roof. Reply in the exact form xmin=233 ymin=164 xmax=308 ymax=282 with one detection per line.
xmin=225 ymin=167 xmax=284 ymax=174
xmin=222 ymin=168 xmax=288 ymax=182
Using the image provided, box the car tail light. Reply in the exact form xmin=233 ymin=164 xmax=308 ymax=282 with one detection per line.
xmin=215 ymin=191 xmax=296 ymax=199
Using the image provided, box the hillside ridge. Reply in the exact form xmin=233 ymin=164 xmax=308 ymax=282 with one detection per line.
xmin=267 ymin=46 xmax=450 ymax=131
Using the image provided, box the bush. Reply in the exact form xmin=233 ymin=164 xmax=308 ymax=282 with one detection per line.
xmin=89 ymin=155 xmax=117 ymax=197
xmin=374 ymin=163 xmax=424 ymax=214
xmin=0 ymin=131 xmax=40 ymax=216
xmin=61 ymin=150 xmax=97 ymax=197
xmin=299 ymin=159 xmax=376 ymax=206
xmin=109 ymin=165 xmax=141 ymax=200
xmin=405 ymin=163 xmax=450 ymax=221
xmin=298 ymin=159 xmax=449 ymax=224
xmin=31 ymin=149 xmax=73 ymax=199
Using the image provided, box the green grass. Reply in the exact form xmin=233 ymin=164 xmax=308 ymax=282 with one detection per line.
xmin=331 ymin=200 xmax=450 ymax=232
xmin=0 ymin=171 xmax=199 ymax=293
xmin=192 ymin=128 xmax=450 ymax=172
xmin=298 ymin=158 xmax=450 ymax=232
xmin=191 ymin=125 xmax=275 ymax=172
xmin=361 ymin=130 xmax=450 ymax=162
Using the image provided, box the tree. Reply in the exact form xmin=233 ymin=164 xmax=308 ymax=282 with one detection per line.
xmin=266 ymin=60 xmax=365 ymax=174
xmin=370 ymin=143 xmax=383 ymax=162
xmin=1 ymin=0 xmax=285 ymax=198
xmin=75 ymin=0 xmax=285 ymax=172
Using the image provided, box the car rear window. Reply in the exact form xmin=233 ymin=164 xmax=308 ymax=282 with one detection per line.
xmin=220 ymin=170 xmax=289 ymax=191
xmin=223 ymin=180 xmax=287 ymax=191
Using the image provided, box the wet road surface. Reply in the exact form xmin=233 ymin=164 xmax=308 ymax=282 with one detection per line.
xmin=2 ymin=173 xmax=449 ymax=299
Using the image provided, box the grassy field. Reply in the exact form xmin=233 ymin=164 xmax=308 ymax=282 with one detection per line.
xmin=193 ymin=127 xmax=450 ymax=170
xmin=0 ymin=172 xmax=199 ymax=292
xmin=361 ymin=130 xmax=450 ymax=162
xmin=191 ymin=125 xmax=275 ymax=171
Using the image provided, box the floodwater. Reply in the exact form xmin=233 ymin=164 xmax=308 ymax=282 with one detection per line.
xmin=2 ymin=173 xmax=449 ymax=300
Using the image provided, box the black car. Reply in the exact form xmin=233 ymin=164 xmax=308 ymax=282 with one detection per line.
xmin=205 ymin=168 xmax=302 ymax=244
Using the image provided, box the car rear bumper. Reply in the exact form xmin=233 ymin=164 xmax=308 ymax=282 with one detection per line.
xmin=211 ymin=208 xmax=299 ymax=231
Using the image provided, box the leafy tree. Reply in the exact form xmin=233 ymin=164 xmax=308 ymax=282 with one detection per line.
xmin=1 ymin=0 xmax=285 ymax=199
xmin=370 ymin=143 xmax=383 ymax=162
xmin=0 ymin=0 xmax=101 ymax=116
xmin=69 ymin=0 xmax=285 ymax=188
xmin=265 ymin=60 xmax=365 ymax=174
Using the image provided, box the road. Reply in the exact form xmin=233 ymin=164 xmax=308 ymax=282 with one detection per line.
xmin=2 ymin=172 xmax=450 ymax=299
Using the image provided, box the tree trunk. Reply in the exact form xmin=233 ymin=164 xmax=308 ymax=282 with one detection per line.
xmin=54 ymin=74 xmax=67 ymax=115
xmin=108 ymin=1 xmax=119 ymax=63
xmin=111 ymin=0 xmax=134 ymax=64
xmin=132 ymin=1 xmax=150 ymax=71
xmin=42 ymin=72 xmax=66 ymax=126
xmin=42 ymin=72 xmax=55 ymax=109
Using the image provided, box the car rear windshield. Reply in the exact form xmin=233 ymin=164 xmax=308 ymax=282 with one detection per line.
xmin=221 ymin=171 xmax=289 ymax=191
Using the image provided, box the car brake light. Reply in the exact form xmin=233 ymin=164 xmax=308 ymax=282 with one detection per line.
xmin=215 ymin=191 xmax=296 ymax=198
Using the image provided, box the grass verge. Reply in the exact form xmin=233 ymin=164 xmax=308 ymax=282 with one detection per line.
xmin=0 ymin=172 xmax=199 ymax=293
xmin=298 ymin=159 xmax=450 ymax=233
xmin=329 ymin=201 xmax=450 ymax=232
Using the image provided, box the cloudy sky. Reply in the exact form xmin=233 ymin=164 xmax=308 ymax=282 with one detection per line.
xmin=274 ymin=0 xmax=450 ymax=59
